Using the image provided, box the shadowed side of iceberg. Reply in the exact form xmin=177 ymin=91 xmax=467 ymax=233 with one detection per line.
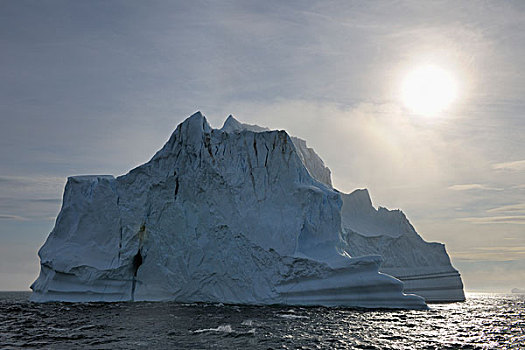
xmin=31 ymin=175 xmax=134 ymax=302
xmin=341 ymin=189 xmax=465 ymax=302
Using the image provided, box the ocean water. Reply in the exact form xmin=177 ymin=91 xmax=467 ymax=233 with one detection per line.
xmin=0 ymin=292 xmax=523 ymax=349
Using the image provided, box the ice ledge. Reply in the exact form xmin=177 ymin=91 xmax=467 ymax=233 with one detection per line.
xmin=68 ymin=175 xmax=115 ymax=181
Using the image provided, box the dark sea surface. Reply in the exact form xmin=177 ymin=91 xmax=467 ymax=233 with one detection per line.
xmin=0 ymin=292 xmax=523 ymax=349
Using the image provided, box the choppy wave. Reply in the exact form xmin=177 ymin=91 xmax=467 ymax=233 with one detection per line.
xmin=193 ymin=325 xmax=234 ymax=334
xmin=0 ymin=292 xmax=523 ymax=349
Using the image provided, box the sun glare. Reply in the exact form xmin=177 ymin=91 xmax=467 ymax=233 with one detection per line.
xmin=401 ymin=65 xmax=458 ymax=116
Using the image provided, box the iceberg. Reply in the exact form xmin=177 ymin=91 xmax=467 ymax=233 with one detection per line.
xmin=31 ymin=112 xmax=436 ymax=308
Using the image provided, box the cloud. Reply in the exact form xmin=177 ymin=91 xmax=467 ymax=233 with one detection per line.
xmin=0 ymin=175 xmax=64 ymax=187
xmin=457 ymin=204 xmax=525 ymax=225
xmin=448 ymin=184 xmax=503 ymax=191
xmin=456 ymin=202 xmax=525 ymax=226
xmin=0 ymin=197 xmax=61 ymax=222
xmin=492 ymin=160 xmax=525 ymax=171
xmin=452 ymin=246 xmax=525 ymax=261
xmin=0 ymin=176 xmax=64 ymax=221
xmin=460 ymin=216 xmax=525 ymax=225
xmin=0 ymin=214 xmax=27 ymax=221
xmin=0 ymin=176 xmax=65 ymax=200
xmin=487 ymin=203 xmax=525 ymax=213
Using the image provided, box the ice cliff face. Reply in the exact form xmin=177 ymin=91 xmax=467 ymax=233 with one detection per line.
xmin=340 ymin=189 xmax=465 ymax=302
xmin=221 ymin=116 xmax=332 ymax=187
xmin=31 ymin=112 xmax=425 ymax=309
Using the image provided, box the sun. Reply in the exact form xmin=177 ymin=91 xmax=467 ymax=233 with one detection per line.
xmin=401 ymin=65 xmax=458 ymax=116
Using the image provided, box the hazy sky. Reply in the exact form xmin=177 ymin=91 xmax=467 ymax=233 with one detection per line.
xmin=1 ymin=0 xmax=524 ymax=292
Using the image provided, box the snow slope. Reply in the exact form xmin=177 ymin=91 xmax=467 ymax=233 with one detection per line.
xmin=31 ymin=112 xmax=425 ymax=309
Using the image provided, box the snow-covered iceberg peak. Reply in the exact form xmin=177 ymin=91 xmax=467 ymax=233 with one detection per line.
xmin=220 ymin=115 xmax=332 ymax=187
xmin=31 ymin=112 xmax=426 ymax=309
xmin=221 ymin=115 xmax=270 ymax=133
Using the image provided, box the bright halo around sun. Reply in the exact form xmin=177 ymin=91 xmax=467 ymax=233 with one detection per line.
xmin=401 ymin=65 xmax=458 ymax=116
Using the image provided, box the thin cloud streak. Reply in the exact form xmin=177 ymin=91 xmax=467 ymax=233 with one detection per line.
xmin=0 ymin=214 xmax=27 ymax=221
xmin=0 ymin=177 xmax=64 ymax=222
xmin=448 ymin=184 xmax=503 ymax=191
xmin=459 ymin=216 xmax=525 ymax=225
xmin=487 ymin=203 xmax=525 ymax=213
xmin=453 ymin=246 xmax=525 ymax=261
xmin=0 ymin=176 xmax=65 ymax=194
xmin=492 ymin=159 xmax=525 ymax=171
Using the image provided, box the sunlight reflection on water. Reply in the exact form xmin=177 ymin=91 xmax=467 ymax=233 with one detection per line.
xmin=0 ymin=292 xmax=523 ymax=349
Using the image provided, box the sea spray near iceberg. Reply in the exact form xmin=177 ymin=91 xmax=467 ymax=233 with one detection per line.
xmin=30 ymin=112 xmax=459 ymax=308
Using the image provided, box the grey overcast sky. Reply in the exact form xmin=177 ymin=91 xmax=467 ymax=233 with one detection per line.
xmin=1 ymin=0 xmax=524 ymax=292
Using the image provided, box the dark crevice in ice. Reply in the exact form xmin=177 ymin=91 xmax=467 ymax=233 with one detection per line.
xmin=118 ymin=226 xmax=123 ymax=261
xmin=130 ymin=249 xmax=143 ymax=301
xmin=132 ymin=250 xmax=143 ymax=277
xmin=174 ymin=177 xmax=179 ymax=197
xmin=131 ymin=223 xmax=146 ymax=301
